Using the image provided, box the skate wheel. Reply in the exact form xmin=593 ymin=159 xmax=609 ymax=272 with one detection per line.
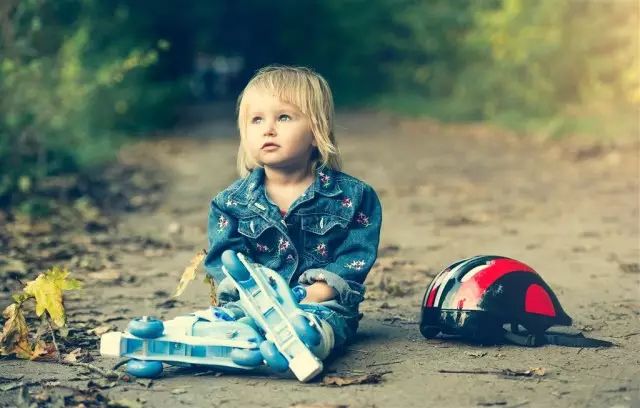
xmin=126 ymin=359 xmax=163 ymax=378
xmin=128 ymin=317 xmax=164 ymax=339
xmin=292 ymin=286 xmax=307 ymax=302
xmin=221 ymin=250 xmax=250 ymax=281
xmin=230 ymin=348 xmax=264 ymax=367
xmin=420 ymin=325 xmax=440 ymax=338
xmin=291 ymin=315 xmax=321 ymax=347
xmin=259 ymin=341 xmax=289 ymax=372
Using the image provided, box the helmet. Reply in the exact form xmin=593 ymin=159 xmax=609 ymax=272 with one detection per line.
xmin=420 ymin=255 xmax=573 ymax=344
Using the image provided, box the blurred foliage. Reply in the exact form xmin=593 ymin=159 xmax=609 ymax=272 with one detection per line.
xmin=373 ymin=0 xmax=639 ymax=136
xmin=1 ymin=0 xmax=638 ymax=210
xmin=0 ymin=0 xmax=176 ymax=209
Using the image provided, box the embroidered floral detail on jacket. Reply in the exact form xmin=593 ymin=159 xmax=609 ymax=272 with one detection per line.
xmin=315 ymin=243 xmax=328 ymax=257
xmin=341 ymin=197 xmax=352 ymax=208
xmin=318 ymin=171 xmax=331 ymax=188
xmin=217 ymin=215 xmax=229 ymax=232
xmin=225 ymin=199 xmax=238 ymax=207
xmin=355 ymin=212 xmax=370 ymax=227
xmin=278 ymin=237 xmax=290 ymax=253
xmin=256 ymin=243 xmax=270 ymax=253
xmin=346 ymin=260 xmax=366 ymax=271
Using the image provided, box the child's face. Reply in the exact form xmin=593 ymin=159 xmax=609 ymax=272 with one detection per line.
xmin=244 ymin=89 xmax=317 ymax=172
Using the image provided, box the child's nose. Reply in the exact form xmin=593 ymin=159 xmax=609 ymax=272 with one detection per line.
xmin=263 ymin=121 xmax=276 ymax=136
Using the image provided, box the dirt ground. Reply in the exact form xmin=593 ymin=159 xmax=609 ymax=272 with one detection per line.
xmin=1 ymin=110 xmax=639 ymax=407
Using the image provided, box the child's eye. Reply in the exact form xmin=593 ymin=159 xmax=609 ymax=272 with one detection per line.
xmin=251 ymin=116 xmax=263 ymax=124
xmin=278 ymin=114 xmax=292 ymax=122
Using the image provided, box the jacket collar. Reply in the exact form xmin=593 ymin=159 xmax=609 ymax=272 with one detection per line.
xmin=232 ymin=165 xmax=342 ymax=203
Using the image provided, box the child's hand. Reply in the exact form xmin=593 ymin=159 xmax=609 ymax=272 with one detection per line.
xmin=299 ymin=281 xmax=337 ymax=303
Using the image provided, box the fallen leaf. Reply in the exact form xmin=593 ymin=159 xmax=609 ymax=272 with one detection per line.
xmin=30 ymin=340 xmax=57 ymax=360
xmin=0 ymin=303 xmax=33 ymax=359
xmin=173 ymin=250 xmax=206 ymax=298
xmin=171 ymin=388 xmax=187 ymax=395
xmin=466 ymin=351 xmax=488 ymax=358
xmin=321 ymin=372 xmax=387 ymax=386
xmin=24 ymin=266 xmax=82 ymax=327
xmin=87 ymin=324 xmax=115 ymax=336
xmin=63 ymin=347 xmax=92 ymax=363
xmin=204 ymin=274 xmax=218 ymax=306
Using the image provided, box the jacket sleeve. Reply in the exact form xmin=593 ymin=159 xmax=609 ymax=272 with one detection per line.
xmin=298 ymin=184 xmax=382 ymax=308
xmin=203 ymin=197 xmax=248 ymax=286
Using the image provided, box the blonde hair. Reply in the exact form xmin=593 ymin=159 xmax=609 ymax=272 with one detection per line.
xmin=236 ymin=65 xmax=341 ymax=177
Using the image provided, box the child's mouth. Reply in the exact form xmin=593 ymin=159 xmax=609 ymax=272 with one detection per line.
xmin=262 ymin=143 xmax=280 ymax=151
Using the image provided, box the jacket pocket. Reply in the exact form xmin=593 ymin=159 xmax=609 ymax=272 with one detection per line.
xmin=237 ymin=217 xmax=280 ymax=267
xmin=237 ymin=217 xmax=272 ymax=239
xmin=301 ymin=214 xmax=349 ymax=263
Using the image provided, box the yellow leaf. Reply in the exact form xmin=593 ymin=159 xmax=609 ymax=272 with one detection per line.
xmin=23 ymin=266 xmax=82 ymax=327
xmin=173 ymin=250 xmax=206 ymax=298
xmin=0 ymin=303 xmax=33 ymax=359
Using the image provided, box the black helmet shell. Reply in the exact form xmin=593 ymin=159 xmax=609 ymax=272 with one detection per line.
xmin=420 ymin=256 xmax=572 ymax=343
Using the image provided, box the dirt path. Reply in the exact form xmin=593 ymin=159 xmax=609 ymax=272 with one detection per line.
xmin=1 ymin=112 xmax=638 ymax=407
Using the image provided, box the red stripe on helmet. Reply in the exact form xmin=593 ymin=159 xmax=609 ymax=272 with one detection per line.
xmin=426 ymin=284 xmax=439 ymax=307
xmin=473 ymin=258 xmax=535 ymax=289
xmin=525 ymin=284 xmax=556 ymax=317
xmin=448 ymin=258 xmax=536 ymax=310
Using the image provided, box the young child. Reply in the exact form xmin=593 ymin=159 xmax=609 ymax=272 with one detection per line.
xmin=204 ymin=65 xmax=382 ymax=359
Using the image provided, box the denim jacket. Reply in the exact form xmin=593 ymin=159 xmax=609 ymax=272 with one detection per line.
xmin=203 ymin=166 xmax=382 ymax=312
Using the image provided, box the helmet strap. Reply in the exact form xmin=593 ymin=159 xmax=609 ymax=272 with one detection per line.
xmin=502 ymin=326 xmax=613 ymax=348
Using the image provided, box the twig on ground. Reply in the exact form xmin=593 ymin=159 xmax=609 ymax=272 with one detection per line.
xmin=439 ymin=369 xmax=497 ymax=375
xmin=112 ymin=359 xmax=130 ymax=370
xmin=62 ymin=361 xmax=122 ymax=380
xmin=1 ymin=381 xmax=42 ymax=392
xmin=366 ymin=360 xmax=404 ymax=367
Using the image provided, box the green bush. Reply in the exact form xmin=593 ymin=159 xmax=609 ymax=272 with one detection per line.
xmin=0 ymin=0 xmax=174 ymax=208
xmin=372 ymin=0 xmax=639 ymax=135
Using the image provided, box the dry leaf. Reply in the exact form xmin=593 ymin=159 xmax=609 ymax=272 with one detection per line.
xmin=0 ymin=303 xmax=32 ymax=359
xmin=24 ymin=266 xmax=82 ymax=327
xmin=204 ymin=274 xmax=218 ymax=306
xmin=30 ymin=340 xmax=56 ymax=360
xmin=0 ymin=304 xmax=56 ymax=360
xmin=173 ymin=250 xmax=206 ymax=298
xmin=63 ymin=348 xmax=82 ymax=362
xmin=321 ymin=372 xmax=387 ymax=386
xmin=87 ymin=324 xmax=115 ymax=336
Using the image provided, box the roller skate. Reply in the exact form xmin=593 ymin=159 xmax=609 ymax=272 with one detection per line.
xmin=219 ymin=250 xmax=335 ymax=382
xmin=100 ymin=308 xmax=265 ymax=378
